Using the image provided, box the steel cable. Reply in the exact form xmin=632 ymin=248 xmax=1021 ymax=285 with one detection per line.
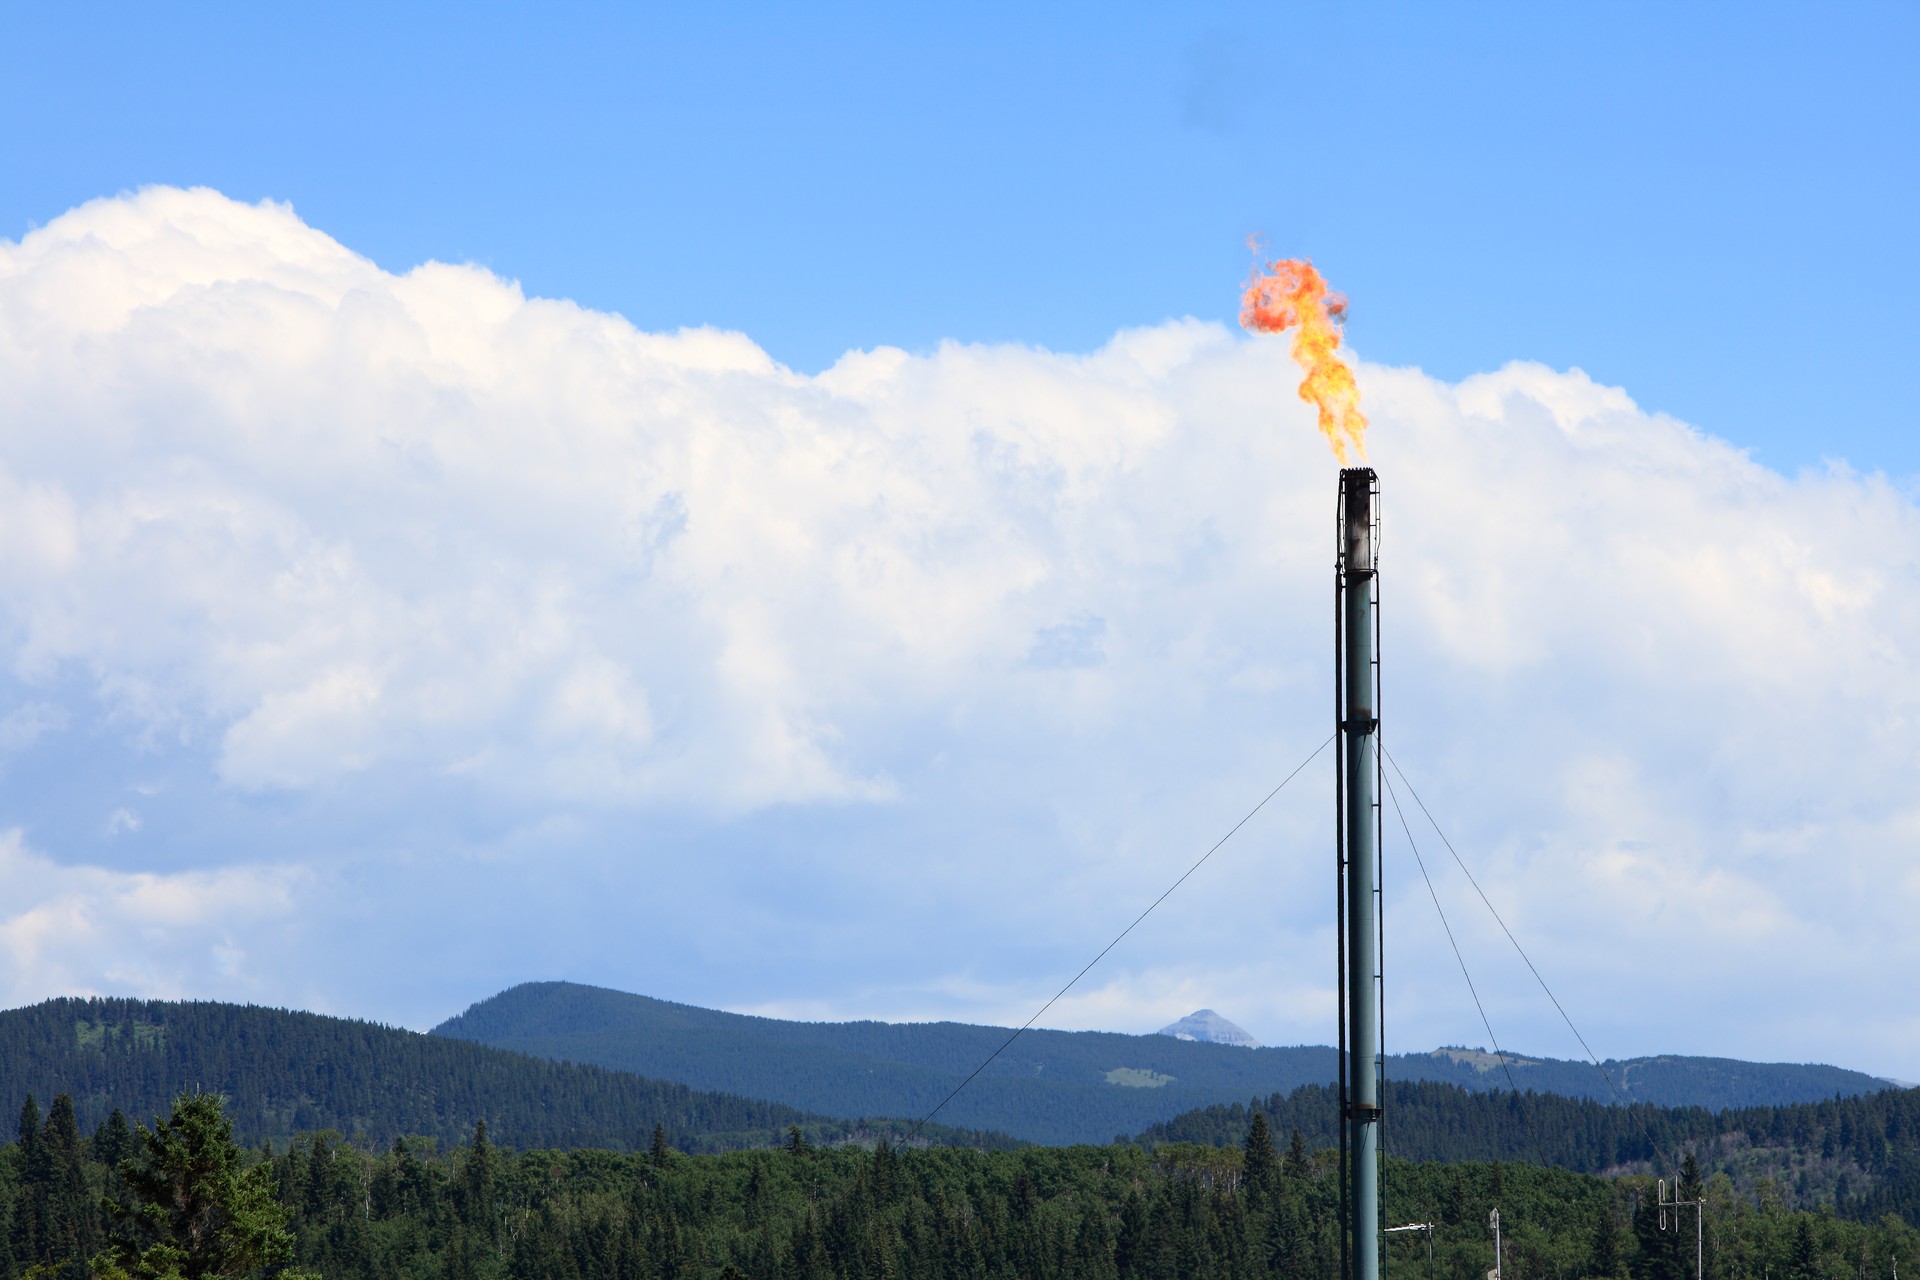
xmin=905 ymin=732 xmax=1337 ymax=1143
xmin=1382 ymin=744 xmax=1682 ymax=1177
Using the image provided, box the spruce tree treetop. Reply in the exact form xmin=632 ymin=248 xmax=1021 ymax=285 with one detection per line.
xmin=17 ymin=1093 xmax=42 ymax=1153
xmin=1680 ymin=1152 xmax=1705 ymax=1202
xmin=98 ymin=1090 xmax=314 ymax=1280
xmin=457 ymin=1119 xmax=498 ymax=1241
xmin=1244 ymin=1113 xmax=1277 ymax=1203
xmin=1283 ymin=1128 xmax=1310 ymax=1181
xmin=650 ymin=1122 xmax=672 ymax=1167
xmin=94 ymin=1108 xmax=136 ymax=1169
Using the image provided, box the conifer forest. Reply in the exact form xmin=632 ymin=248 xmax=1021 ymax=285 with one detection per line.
xmin=6 ymin=1089 xmax=1919 ymax=1280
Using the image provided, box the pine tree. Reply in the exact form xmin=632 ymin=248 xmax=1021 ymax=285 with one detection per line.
xmin=650 ymin=1123 xmax=673 ymax=1168
xmin=457 ymin=1120 xmax=497 ymax=1241
xmin=1790 ymin=1215 xmax=1819 ymax=1280
xmin=1635 ymin=1187 xmax=1684 ymax=1280
xmin=868 ymin=1140 xmax=897 ymax=1208
xmin=99 ymin=1090 xmax=308 ymax=1280
xmin=1114 ymin=1188 xmax=1148 ymax=1280
xmin=1445 ymin=1170 xmax=1469 ymax=1226
xmin=1591 ymin=1200 xmax=1623 ymax=1278
xmin=1072 ymin=1200 xmax=1118 ymax=1280
xmin=1283 ymin=1128 xmax=1311 ymax=1181
xmin=1244 ymin=1112 xmax=1278 ymax=1207
xmin=92 ymin=1110 xmax=136 ymax=1170
xmin=1267 ymin=1195 xmax=1311 ymax=1280
xmin=13 ymin=1095 xmax=45 ymax=1265
xmin=41 ymin=1095 xmax=96 ymax=1273
xmin=1680 ymin=1151 xmax=1705 ymax=1203
xmin=300 ymin=1132 xmax=334 ymax=1226
xmin=786 ymin=1125 xmax=812 ymax=1158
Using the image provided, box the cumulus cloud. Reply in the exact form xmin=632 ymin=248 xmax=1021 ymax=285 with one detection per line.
xmin=0 ymin=829 xmax=313 ymax=1007
xmin=1 ymin=187 xmax=1917 ymax=1067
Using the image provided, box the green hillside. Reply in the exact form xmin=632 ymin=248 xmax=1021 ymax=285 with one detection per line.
xmin=0 ymin=997 xmax=1009 ymax=1154
xmin=431 ymin=981 xmax=1891 ymax=1145
xmin=9 ymin=1086 xmax=1919 ymax=1280
xmin=1140 ymin=1077 xmax=1920 ymax=1220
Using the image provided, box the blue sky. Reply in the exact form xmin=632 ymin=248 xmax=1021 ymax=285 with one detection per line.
xmin=7 ymin=4 xmax=1915 ymax=474
xmin=3 ymin=4 xmax=1919 ymax=1077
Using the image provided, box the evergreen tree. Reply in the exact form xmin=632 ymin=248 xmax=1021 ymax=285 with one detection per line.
xmin=1445 ymin=1170 xmax=1469 ymax=1226
xmin=1679 ymin=1152 xmax=1705 ymax=1203
xmin=787 ymin=1207 xmax=827 ymax=1280
xmin=41 ymin=1094 xmax=96 ymax=1276
xmin=1244 ymin=1113 xmax=1277 ymax=1207
xmin=1635 ymin=1187 xmax=1685 ymax=1280
xmin=1072 ymin=1199 xmax=1118 ymax=1280
xmin=868 ymin=1140 xmax=897 ymax=1207
xmin=299 ymin=1132 xmax=335 ymax=1225
xmin=650 ymin=1123 xmax=672 ymax=1168
xmin=1590 ymin=1200 xmax=1623 ymax=1279
xmin=456 ymin=1120 xmax=496 ymax=1241
xmin=1114 ymin=1188 xmax=1148 ymax=1280
xmin=785 ymin=1125 xmax=811 ymax=1158
xmin=1283 ymin=1128 xmax=1311 ymax=1181
xmin=1789 ymin=1215 xmax=1819 ymax=1280
xmin=98 ymin=1090 xmax=307 ymax=1280
xmin=12 ymin=1095 xmax=45 ymax=1265
xmin=1 ymin=1078 xmax=1915 ymax=1280
xmin=92 ymin=1110 xmax=136 ymax=1169
xmin=1266 ymin=1194 xmax=1311 ymax=1280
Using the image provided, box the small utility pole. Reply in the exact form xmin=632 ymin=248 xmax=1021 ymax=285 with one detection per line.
xmin=1657 ymin=1179 xmax=1704 ymax=1280
xmin=1387 ymin=1222 xmax=1437 ymax=1280
xmin=1488 ymin=1208 xmax=1502 ymax=1280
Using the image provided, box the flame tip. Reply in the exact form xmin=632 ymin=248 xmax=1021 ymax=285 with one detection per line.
xmin=1237 ymin=257 xmax=1367 ymax=463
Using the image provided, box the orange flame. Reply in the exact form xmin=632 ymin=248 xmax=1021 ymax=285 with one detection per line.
xmin=1240 ymin=258 xmax=1367 ymax=463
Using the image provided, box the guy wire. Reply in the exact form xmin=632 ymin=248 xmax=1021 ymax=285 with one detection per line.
xmin=1380 ymin=745 xmax=1683 ymax=1178
xmin=1380 ymin=766 xmax=1549 ymax=1169
xmin=904 ymin=732 xmax=1337 ymax=1144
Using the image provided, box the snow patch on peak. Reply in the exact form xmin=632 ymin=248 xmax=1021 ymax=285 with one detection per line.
xmin=1156 ymin=1009 xmax=1259 ymax=1048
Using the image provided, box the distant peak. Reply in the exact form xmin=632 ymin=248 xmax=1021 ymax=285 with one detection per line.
xmin=1156 ymin=1009 xmax=1259 ymax=1048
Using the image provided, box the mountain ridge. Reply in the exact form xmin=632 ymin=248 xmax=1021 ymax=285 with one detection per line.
xmin=431 ymin=980 xmax=1893 ymax=1145
xmin=0 ymin=995 xmax=1011 ymax=1153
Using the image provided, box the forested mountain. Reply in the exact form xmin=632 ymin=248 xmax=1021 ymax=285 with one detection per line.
xmin=8 ymin=1087 xmax=1918 ymax=1280
xmin=7 ymin=991 xmax=1920 ymax=1277
xmin=0 ymin=998 xmax=1007 ymax=1155
xmin=1139 ymin=1078 xmax=1920 ymax=1221
xmin=432 ymin=981 xmax=1892 ymax=1146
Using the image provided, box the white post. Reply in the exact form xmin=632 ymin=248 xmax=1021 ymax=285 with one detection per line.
xmin=1658 ymin=1177 xmax=1704 ymax=1280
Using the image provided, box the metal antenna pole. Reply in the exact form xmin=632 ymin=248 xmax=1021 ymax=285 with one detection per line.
xmin=1489 ymin=1207 xmax=1502 ymax=1280
xmin=1657 ymin=1177 xmax=1705 ymax=1280
xmin=1338 ymin=468 xmax=1383 ymax=1280
xmin=1386 ymin=1223 xmax=1436 ymax=1280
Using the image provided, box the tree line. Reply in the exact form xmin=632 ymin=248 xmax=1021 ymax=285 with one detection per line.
xmin=5 ymin=1091 xmax=1918 ymax=1280
xmin=0 ymin=999 xmax=1004 ymax=1156
xmin=1139 ymin=1081 xmax=1920 ymax=1221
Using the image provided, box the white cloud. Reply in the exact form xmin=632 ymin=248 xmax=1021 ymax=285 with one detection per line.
xmin=0 ymin=829 xmax=313 ymax=1008
xmin=1 ymin=187 xmax=1918 ymax=1070
xmin=0 ymin=700 xmax=66 ymax=753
